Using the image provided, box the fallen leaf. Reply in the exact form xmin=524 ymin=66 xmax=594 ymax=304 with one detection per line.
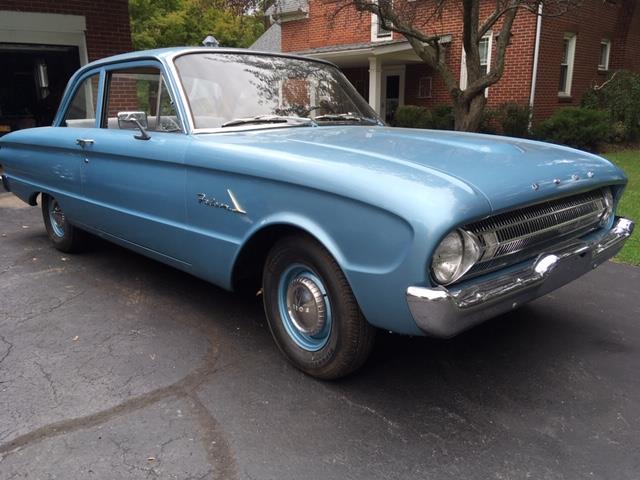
xmin=147 ymin=457 xmax=156 ymax=462
xmin=72 ymin=336 xmax=79 ymax=341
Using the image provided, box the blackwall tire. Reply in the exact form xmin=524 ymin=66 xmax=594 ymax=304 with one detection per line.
xmin=263 ymin=235 xmax=376 ymax=380
xmin=41 ymin=194 xmax=85 ymax=253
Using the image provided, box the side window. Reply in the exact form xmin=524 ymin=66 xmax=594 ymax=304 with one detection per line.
xmin=64 ymin=74 xmax=99 ymax=128
xmin=559 ymin=33 xmax=577 ymax=96
xmin=104 ymin=67 xmax=181 ymax=132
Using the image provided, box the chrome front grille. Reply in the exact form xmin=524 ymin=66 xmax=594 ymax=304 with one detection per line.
xmin=463 ymin=189 xmax=608 ymax=278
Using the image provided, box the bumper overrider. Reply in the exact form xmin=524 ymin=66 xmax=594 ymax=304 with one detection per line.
xmin=407 ymin=217 xmax=635 ymax=338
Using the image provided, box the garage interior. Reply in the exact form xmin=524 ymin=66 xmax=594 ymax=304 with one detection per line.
xmin=0 ymin=43 xmax=80 ymax=136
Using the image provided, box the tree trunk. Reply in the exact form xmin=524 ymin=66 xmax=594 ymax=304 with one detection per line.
xmin=452 ymin=93 xmax=487 ymax=132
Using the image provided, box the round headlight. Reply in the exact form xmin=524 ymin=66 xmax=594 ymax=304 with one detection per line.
xmin=431 ymin=229 xmax=482 ymax=285
xmin=600 ymin=187 xmax=614 ymax=226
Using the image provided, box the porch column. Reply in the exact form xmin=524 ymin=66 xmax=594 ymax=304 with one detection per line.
xmin=368 ymin=56 xmax=382 ymax=114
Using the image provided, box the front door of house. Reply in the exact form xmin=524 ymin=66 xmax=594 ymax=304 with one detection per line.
xmin=381 ymin=68 xmax=405 ymax=124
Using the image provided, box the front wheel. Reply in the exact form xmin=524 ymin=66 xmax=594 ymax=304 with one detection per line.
xmin=263 ymin=235 xmax=376 ymax=380
xmin=41 ymin=194 xmax=85 ymax=253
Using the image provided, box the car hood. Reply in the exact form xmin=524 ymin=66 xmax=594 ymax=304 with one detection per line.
xmin=196 ymin=126 xmax=627 ymax=213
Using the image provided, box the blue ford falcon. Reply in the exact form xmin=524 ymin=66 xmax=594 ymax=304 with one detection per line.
xmin=0 ymin=47 xmax=634 ymax=379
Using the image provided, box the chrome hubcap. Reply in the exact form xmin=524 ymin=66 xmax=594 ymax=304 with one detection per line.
xmin=277 ymin=264 xmax=332 ymax=351
xmin=286 ymin=276 xmax=326 ymax=336
xmin=49 ymin=199 xmax=66 ymax=237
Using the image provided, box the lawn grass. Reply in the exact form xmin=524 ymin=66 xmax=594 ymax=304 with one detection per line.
xmin=605 ymin=149 xmax=640 ymax=266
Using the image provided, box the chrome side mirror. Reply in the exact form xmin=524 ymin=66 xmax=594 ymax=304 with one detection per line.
xmin=117 ymin=111 xmax=150 ymax=140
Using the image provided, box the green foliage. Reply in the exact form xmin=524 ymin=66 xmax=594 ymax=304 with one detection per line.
xmin=496 ymin=102 xmax=531 ymax=138
xmin=582 ymin=70 xmax=640 ymax=142
xmin=535 ymin=108 xmax=611 ymax=152
xmin=129 ymin=0 xmax=265 ymax=50
xmin=605 ymin=149 xmax=640 ymax=265
xmin=394 ymin=105 xmax=432 ymax=128
xmin=430 ymin=105 xmax=455 ymax=130
xmin=478 ymin=108 xmax=497 ymax=135
xmin=393 ymin=104 xmax=455 ymax=130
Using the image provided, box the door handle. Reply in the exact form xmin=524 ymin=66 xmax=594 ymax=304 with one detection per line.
xmin=76 ymin=138 xmax=94 ymax=147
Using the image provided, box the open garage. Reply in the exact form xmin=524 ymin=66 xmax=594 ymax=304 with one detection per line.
xmin=0 ymin=3 xmax=132 ymax=136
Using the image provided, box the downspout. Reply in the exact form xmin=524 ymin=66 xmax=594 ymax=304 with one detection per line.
xmin=529 ymin=3 xmax=543 ymax=127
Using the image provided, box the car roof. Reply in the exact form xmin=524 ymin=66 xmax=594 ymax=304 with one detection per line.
xmin=81 ymin=47 xmax=337 ymax=71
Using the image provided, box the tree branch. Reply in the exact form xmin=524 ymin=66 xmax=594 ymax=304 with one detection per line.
xmin=462 ymin=1 xmax=518 ymax=100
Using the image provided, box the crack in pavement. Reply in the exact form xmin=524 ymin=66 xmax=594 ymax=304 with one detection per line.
xmin=0 ymin=207 xmax=239 ymax=478
xmin=326 ymin=388 xmax=406 ymax=440
xmin=0 ymin=323 xmax=239 ymax=480
xmin=3 ymin=289 xmax=87 ymax=327
xmin=0 ymin=335 xmax=14 ymax=367
xmin=33 ymin=360 xmax=61 ymax=405
xmin=188 ymin=391 xmax=238 ymax=480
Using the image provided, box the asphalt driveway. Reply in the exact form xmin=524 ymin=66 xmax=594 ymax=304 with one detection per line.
xmin=1 ymin=191 xmax=639 ymax=480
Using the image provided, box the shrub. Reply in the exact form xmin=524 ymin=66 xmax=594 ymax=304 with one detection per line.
xmin=393 ymin=105 xmax=454 ymax=130
xmin=582 ymin=70 xmax=640 ymax=142
xmin=496 ymin=102 xmax=531 ymax=138
xmin=534 ymin=107 xmax=611 ymax=152
xmin=393 ymin=105 xmax=432 ymax=128
xmin=610 ymin=121 xmax=628 ymax=143
xmin=430 ymin=105 xmax=455 ymax=130
xmin=478 ymin=108 xmax=498 ymax=134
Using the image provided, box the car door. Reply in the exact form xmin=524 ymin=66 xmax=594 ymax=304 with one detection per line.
xmin=17 ymin=70 xmax=103 ymax=223
xmin=79 ymin=62 xmax=191 ymax=264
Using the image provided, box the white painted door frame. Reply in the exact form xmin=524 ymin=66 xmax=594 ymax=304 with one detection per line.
xmin=380 ymin=65 xmax=406 ymax=121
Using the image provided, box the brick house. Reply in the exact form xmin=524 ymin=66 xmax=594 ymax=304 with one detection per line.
xmin=252 ymin=0 xmax=640 ymax=124
xmin=0 ymin=1 xmax=132 ymax=134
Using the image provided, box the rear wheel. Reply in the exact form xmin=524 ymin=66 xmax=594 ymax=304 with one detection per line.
xmin=263 ymin=235 xmax=376 ymax=380
xmin=41 ymin=194 xmax=85 ymax=253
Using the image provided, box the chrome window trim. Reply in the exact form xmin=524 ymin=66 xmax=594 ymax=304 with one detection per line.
xmin=100 ymin=59 xmax=188 ymax=135
xmin=165 ymin=53 xmax=195 ymax=134
xmin=165 ymin=49 xmax=381 ymax=135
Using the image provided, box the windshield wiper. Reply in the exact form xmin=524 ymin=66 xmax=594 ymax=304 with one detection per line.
xmin=221 ymin=115 xmax=315 ymax=128
xmin=314 ymin=113 xmax=380 ymax=125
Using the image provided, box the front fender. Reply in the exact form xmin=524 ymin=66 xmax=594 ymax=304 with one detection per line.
xmin=243 ymin=209 xmax=414 ymax=276
xmin=233 ymin=206 xmax=428 ymax=334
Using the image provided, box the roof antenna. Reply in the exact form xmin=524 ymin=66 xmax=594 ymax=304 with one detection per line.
xmin=202 ymin=35 xmax=220 ymax=47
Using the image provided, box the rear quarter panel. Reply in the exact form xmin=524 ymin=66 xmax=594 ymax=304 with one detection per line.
xmin=0 ymin=127 xmax=88 ymax=218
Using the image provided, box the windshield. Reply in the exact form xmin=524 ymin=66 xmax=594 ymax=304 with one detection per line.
xmin=173 ymin=53 xmax=380 ymax=130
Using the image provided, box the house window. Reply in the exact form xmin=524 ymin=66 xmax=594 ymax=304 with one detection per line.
xmin=417 ymin=77 xmax=432 ymax=98
xmin=599 ymin=39 xmax=611 ymax=71
xmin=478 ymin=36 xmax=490 ymax=75
xmin=377 ymin=19 xmax=391 ymax=38
xmin=559 ymin=33 xmax=577 ymax=96
xmin=460 ymin=33 xmax=493 ymax=92
xmin=371 ymin=0 xmax=392 ymax=41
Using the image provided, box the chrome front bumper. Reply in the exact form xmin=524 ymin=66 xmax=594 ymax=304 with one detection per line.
xmin=406 ymin=217 xmax=635 ymax=338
